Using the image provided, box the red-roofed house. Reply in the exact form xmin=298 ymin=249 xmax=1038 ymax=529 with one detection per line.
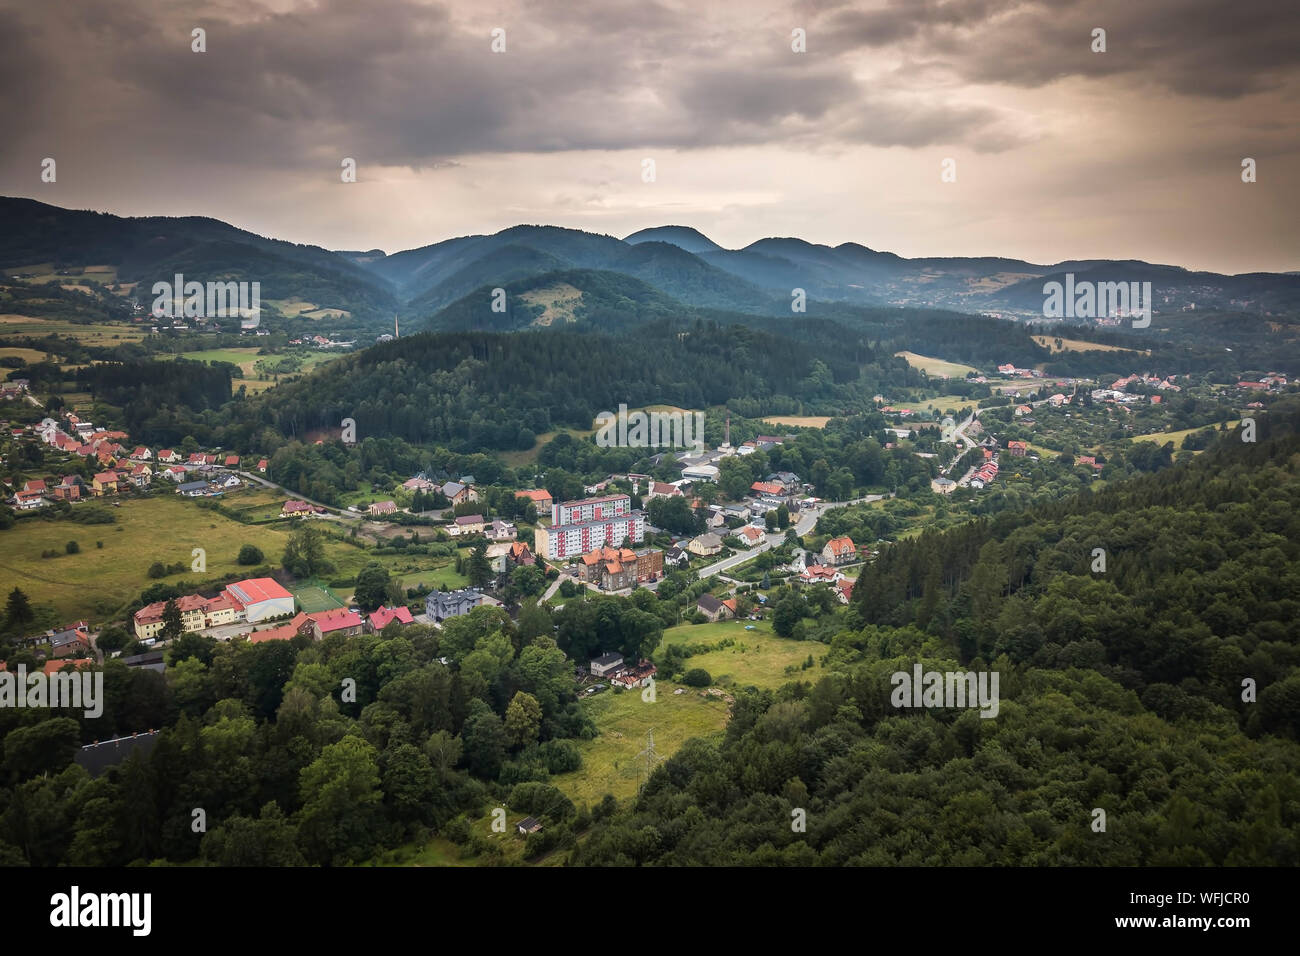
xmin=644 ymin=481 xmax=682 ymax=501
xmin=306 ymin=608 xmax=364 ymax=639
xmin=92 ymin=471 xmax=120 ymax=496
xmin=800 ymin=564 xmax=842 ymax=584
xmin=281 ymin=499 xmax=325 ymax=517
xmin=367 ymin=606 xmax=414 ymax=632
xmin=21 ymin=479 xmax=47 ymax=494
xmin=158 ymin=449 xmax=180 ymax=463
xmin=224 ymin=454 xmax=240 ymax=468
xmin=513 ymin=488 xmax=553 ymax=512
xmin=835 ymin=579 xmax=855 ymax=605
xmin=248 ymin=613 xmax=312 ymax=644
xmin=736 ymin=525 xmax=765 ymax=548
xmin=509 ymin=541 xmax=535 ymax=566
xmin=43 ymin=658 xmax=93 ymax=676
xmin=131 ymin=446 xmax=153 ymax=461
xmin=751 ymin=481 xmax=784 ymax=497
xmin=821 ymin=536 xmax=857 ymax=566
xmin=257 ymin=459 xmax=268 ymax=473
xmin=1006 ymin=441 xmax=1028 ymax=457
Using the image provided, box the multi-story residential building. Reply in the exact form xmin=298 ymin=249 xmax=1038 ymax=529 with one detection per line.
xmin=535 ymin=494 xmax=645 ymax=560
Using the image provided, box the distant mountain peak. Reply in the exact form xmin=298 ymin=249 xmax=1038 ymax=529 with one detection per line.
xmin=623 ymin=226 xmax=723 ymax=254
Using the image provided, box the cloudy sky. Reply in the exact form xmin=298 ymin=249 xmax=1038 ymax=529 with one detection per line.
xmin=4 ymin=0 xmax=1297 ymax=273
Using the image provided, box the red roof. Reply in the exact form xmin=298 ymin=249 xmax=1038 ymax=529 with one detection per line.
xmin=825 ymin=536 xmax=856 ymax=556
xmin=308 ymin=608 xmax=363 ymax=633
xmin=225 ymin=577 xmax=292 ymax=608
xmin=44 ymin=658 xmax=93 ymax=675
xmin=514 ymin=489 xmax=552 ymax=502
xmin=248 ymin=614 xmax=310 ymax=644
xmin=751 ymin=481 xmax=784 ymax=496
xmin=368 ymin=606 xmax=414 ymax=630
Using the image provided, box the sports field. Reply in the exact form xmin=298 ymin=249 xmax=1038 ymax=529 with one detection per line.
xmin=292 ymin=583 xmax=345 ymax=613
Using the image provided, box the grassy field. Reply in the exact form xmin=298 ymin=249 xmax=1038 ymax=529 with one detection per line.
xmin=1127 ymin=421 xmax=1238 ymax=447
xmin=891 ymin=394 xmax=980 ymax=415
xmin=553 ymin=686 xmax=730 ymax=805
xmin=0 ymin=487 xmax=463 ymax=623
xmin=0 ymin=346 xmax=49 ymax=363
xmin=656 ymin=619 xmax=827 ymax=690
xmin=895 ymin=351 xmax=981 ymax=379
xmin=1032 ymin=335 xmax=1145 ymax=355
xmin=165 ymin=347 xmax=341 ymax=395
xmin=0 ymin=316 xmax=148 ymax=345
xmin=362 ymin=837 xmax=476 ymax=867
xmin=521 ymin=282 xmax=583 ymax=326
xmin=761 ymin=415 xmax=832 ymax=429
xmin=0 ymin=494 xmax=298 ymax=622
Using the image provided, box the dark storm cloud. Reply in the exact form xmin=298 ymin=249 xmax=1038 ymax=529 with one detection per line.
xmin=2 ymin=0 xmax=1036 ymax=171
xmin=818 ymin=0 xmax=1299 ymax=99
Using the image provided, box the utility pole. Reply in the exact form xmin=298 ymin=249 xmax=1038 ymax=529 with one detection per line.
xmin=636 ymin=727 xmax=660 ymax=792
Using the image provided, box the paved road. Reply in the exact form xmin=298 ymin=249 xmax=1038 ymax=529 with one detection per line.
xmin=236 ymin=470 xmax=361 ymax=523
xmin=693 ymin=494 xmax=885 ymax=580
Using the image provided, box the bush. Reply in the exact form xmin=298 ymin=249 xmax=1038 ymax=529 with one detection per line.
xmin=65 ymin=540 xmax=80 ymax=555
xmin=537 ymin=739 xmax=582 ymax=774
xmin=148 ymin=561 xmax=167 ymax=579
xmin=237 ymin=544 xmax=264 ymax=566
xmin=681 ymin=668 xmax=712 ymax=687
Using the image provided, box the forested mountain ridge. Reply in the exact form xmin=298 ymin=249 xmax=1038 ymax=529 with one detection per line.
xmin=6 ymin=198 xmax=1297 ymax=339
xmin=0 ymin=197 xmax=398 ymax=326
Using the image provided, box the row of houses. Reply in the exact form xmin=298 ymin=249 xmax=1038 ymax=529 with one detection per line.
xmin=402 ymin=476 xmax=481 ymax=507
xmin=448 ymin=515 xmax=517 ymax=539
xmin=248 ymin=606 xmax=413 ymax=644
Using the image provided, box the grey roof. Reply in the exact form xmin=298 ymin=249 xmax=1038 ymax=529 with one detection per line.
xmin=178 ymin=480 xmax=210 ymax=492
xmin=75 ymin=732 xmax=161 ymax=778
xmin=49 ymin=628 xmax=85 ymax=648
xmin=441 ymin=481 xmax=466 ymax=497
xmin=697 ymin=593 xmax=724 ymax=612
xmin=591 ymin=652 xmax=624 ymax=666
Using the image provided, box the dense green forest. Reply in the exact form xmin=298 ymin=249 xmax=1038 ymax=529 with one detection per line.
xmin=0 ymin=603 xmax=646 ymax=866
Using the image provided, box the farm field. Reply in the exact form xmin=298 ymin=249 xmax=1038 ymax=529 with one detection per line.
xmin=0 ymin=316 xmax=148 ymax=345
xmin=761 ymin=415 xmax=832 ymax=428
xmin=0 ymin=346 xmax=49 ymax=364
xmin=1032 ymin=335 xmax=1147 ymax=355
xmin=169 ymin=348 xmax=341 ymax=395
xmin=552 ymin=684 xmax=730 ymax=806
xmin=891 ymin=394 xmax=980 ymax=415
xmin=1127 ymin=421 xmax=1238 ymax=448
xmin=894 ymin=351 xmax=981 ymax=379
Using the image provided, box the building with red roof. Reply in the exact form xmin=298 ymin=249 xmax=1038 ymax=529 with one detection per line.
xmin=367 ymin=606 xmax=415 ymax=632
